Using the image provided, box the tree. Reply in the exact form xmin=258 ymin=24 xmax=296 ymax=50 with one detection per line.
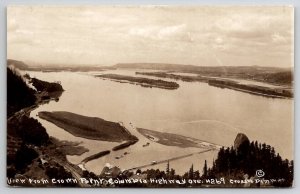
xmin=169 ymin=168 xmax=176 ymax=179
xmin=207 ymin=140 xmax=293 ymax=187
xmin=15 ymin=145 xmax=38 ymax=172
xmin=203 ymin=160 xmax=208 ymax=178
xmin=136 ymin=169 xmax=142 ymax=174
xmin=194 ymin=170 xmax=200 ymax=179
xmin=166 ymin=160 xmax=170 ymax=178
xmin=188 ymin=164 xmax=194 ymax=179
xmin=10 ymin=116 xmax=49 ymax=146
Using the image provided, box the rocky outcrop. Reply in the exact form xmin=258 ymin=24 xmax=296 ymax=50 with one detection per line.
xmin=234 ymin=133 xmax=250 ymax=150
xmin=100 ymin=164 xmax=121 ymax=179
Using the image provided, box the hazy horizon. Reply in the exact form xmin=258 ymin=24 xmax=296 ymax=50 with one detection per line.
xmin=7 ymin=58 xmax=294 ymax=69
xmin=7 ymin=6 xmax=294 ymax=68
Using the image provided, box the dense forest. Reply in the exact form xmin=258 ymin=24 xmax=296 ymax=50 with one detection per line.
xmin=7 ymin=68 xmax=36 ymax=117
xmin=31 ymin=78 xmax=64 ymax=93
xmin=206 ymin=134 xmax=293 ymax=187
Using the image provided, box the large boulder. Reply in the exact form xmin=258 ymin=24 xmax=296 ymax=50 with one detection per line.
xmin=234 ymin=133 xmax=250 ymax=150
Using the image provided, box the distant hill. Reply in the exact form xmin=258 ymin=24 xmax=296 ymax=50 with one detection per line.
xmin=114 ymin=63 xmax=291 ymax=73
xmin=7 ymin=59 xmax=115 ymax=72
xmin=7 ymin=59 xmax=29 ymax=70
xmin=257 ymin=71 xmax=293 ymax=86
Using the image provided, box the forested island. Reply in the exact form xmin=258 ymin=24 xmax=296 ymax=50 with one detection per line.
xmin=95 ymin=74 xmax=179 ymax=90
xmin=136 ymin=71 xmax=293 ymax=98
xmin=136 ymin=71 xmax=209 ymax=82
xmin=208 ymin=79 xmax=293 ymax=98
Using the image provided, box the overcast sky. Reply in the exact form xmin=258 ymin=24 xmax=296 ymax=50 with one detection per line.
xmin=7 ymin=6 xmax=293 ymax=67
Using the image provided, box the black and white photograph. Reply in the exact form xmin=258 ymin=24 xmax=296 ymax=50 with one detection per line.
xmin=6 ymin=5 xmax=294 ymax=188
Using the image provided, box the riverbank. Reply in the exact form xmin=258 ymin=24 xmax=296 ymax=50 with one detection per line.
xmin=38 ymin=111 xmax=138 ymax=142
xmin=95 ymin=74 xmax=179 ymax=90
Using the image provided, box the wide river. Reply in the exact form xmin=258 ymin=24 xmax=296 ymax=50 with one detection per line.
xmin=27 ymin=69 xmax=293 ymax=175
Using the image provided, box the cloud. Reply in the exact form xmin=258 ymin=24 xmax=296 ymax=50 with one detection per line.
xmin=15 ymin=29 xmax=34 ymax=35
xmin=7 ymin=6 xmax=293 ymax=67
xmin=128 ymin=24 xmax=192 ymax=42
xmin=158 ymin=24 xmax=186 ymax=37
xmin=215 ymin=37 xmax=223 ymax=44
xmin=205 ymin=9 xmax=293 ymax=61
xmin=271 ymin=33 xmax=287 ymax=43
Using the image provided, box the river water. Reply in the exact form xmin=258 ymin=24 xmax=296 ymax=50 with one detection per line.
xmin=27 ymin=69 xmax=293 ymax=175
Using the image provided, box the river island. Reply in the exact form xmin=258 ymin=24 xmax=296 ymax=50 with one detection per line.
xmin=38 ymin=111 xmax=138 ymax=142
xmin=95 ymin=74 xmax=179 ymax=90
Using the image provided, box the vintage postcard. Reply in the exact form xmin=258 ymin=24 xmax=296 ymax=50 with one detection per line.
xmin=7 ymin=6 xmax=294 ymax=188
